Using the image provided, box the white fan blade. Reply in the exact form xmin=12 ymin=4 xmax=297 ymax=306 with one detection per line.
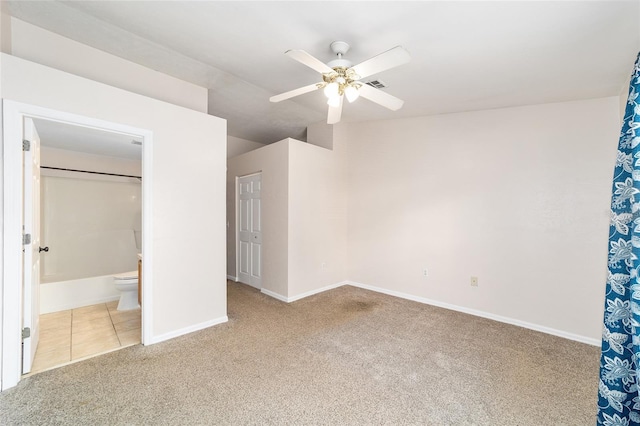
xmin=327 ymin=96 xmax=344 ymax=124
xmin=358 ymin=84 xmax=404 ymax=111
xmin=351 ymin=46 xmax=411 ymax=79
xmin=286 ymin=50 xmax=334 ymax=74
xmin=270 ymin=83 xmax=322 ymax=103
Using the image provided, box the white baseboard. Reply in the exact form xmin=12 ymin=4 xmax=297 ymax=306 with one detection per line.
xmin=260 ymin=288 xmax=288 ymax=302
xmin=227 ymin=275 xmax=237 ymax=281
xmin=346 ymin=281 xmax=600 ymax=347
xmin=288 ymin=281 xmax=349 ymax=302
xmin=261 ymin=281 xmax=348 ymax=303
xmin=148 ymin=316 xmax=229 ymax=345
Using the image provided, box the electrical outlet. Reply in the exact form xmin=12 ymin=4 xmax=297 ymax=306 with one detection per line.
xmin=423 ymin=268 xmax=429 ymax=277
xmin=470 ymin=276 xmax=478 ymax=287
xmin=321 ymin=262 xmax=327 ymax=270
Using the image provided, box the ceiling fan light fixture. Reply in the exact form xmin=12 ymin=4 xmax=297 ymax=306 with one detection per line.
xmin=271 ymin=42 xmax=411 ymax=125
xmin=324 ymin=82 xmax=339 ymax=98
xmin=344 ymin=85 xmax=360 ymax=103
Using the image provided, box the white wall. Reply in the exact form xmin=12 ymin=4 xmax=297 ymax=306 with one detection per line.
xmin=227 ymin=140 xmax=289 ymax=297
xmin=0 ymin=5 xmax=11 ymax=54
xmin=306 ymin=122 xmax=335 ymax=150
xmin=41 ymin=146 xmax=142 ymax=176
xmin=9 ymin=18 xmax=208 ymax=113
xmin=227 ymin=138 xmax=349 ymax=301
xmin=288 ymin=140 xmax=347 ymax=298
xmin=0 ymin=10 xmax=7 ymax=372
xmin=620 ymin=63 xmax=633 ymax=120
xmin=1 ymin=54 xmax=227 ymax=345
xmin=40 ymin=148 xmax=143 ymax=284
xmin=227 ymin=96 xmax=619 ymax=343
xmin=342 ymin=97 xmax=620 ymax=343
xmin=227 ymin=135 xmax=265 ymax=159
xmin=40 ymin=175 xmax=141 ymax=283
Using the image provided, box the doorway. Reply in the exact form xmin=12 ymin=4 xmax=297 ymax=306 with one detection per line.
xmin=237 ymin=173 xmax=262 ymax=289
xmin=29 ymin=117 xmax=143 ymax=374
xmin=2 ymin=100 xmax=153 ymax=390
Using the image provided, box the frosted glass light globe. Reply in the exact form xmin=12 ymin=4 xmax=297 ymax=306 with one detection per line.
xmin=324 ymin=82 xmax=339 ymax=98
xmin=344 ymin=85 xmax=360 ymax=103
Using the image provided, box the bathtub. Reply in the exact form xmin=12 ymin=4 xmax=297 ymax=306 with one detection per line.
xmin=40 ymin=274 xmax=121 ymax=314
xmin=39 ymin=173 xmax=141 ymax=314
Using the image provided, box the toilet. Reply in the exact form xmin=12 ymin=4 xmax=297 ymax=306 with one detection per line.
xmin=113 ymin=271 xmax=139 ymax=311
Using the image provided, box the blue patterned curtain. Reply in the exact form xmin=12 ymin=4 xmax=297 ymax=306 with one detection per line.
xmin=599 ymin=52 xmax=640 ymax=426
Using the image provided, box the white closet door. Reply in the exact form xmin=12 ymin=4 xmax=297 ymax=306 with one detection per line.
xmin=237 ymin=173 xmax=262 ymax=288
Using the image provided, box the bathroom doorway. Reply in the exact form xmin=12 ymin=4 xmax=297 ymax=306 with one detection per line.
xmin=2 ymin=100 xmax=152 ymax=389
xmin=28 ymin=118 xmax=143 ymax=374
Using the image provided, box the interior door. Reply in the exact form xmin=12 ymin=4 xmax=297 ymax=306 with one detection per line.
xmin=22 ymin=117 xmax=41 ymax=374
xmin=237 ymin=173 xmax=262 ymax=289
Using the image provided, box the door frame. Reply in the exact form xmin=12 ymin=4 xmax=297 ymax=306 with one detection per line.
xmin=235 ymin=172 xmax=262 ymax=287
xmin=1 ymin=100 xmax=154 ymax=391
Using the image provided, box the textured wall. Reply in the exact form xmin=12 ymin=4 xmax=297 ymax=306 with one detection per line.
xmin=342 ymin=97 xmax=620 ymax=342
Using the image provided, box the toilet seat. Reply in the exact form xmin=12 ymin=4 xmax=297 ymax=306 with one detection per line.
xmin=113 ymin=270 xmax=138 ymax=281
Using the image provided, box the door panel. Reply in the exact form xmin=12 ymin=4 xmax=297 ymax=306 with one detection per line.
xmin=22 ymin=117 xmax=41 ymax=374
xmin=252 ymin=198 xmax=261 ymax=233
xmin=251 ymin=243 xmax=261 ymax=278
xmin=239 ymin=241 xmax=250 ymax=275
xmin=240 ymin=199 xmax=250 ymax=232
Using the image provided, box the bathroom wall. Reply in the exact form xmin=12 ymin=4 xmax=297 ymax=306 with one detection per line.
xmin=40 ymin=174 xmax=141 ymax=283
xmin=40 ymin=147 xmax=142 ymax=284
xmin=41 ymin=146 xmax=142 ymax=176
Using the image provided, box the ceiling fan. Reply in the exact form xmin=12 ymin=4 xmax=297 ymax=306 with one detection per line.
xmin=269 ymin=41 xmax=411 ymax=124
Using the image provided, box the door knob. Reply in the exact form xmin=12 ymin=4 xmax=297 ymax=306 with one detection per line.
xmin=39 ymin=246 xmax=49 ymax=253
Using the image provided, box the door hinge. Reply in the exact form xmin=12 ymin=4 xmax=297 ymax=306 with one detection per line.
xmin=22 ymin=139 xmax=31 ymax=151
xmin=22 ymin=327 xmax=30 ymax=340
xmin=23 ymin=233 xmax=31 ymax=245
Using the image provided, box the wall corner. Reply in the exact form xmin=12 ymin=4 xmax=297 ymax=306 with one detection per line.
xmin=306 ymin=121 xmax=334 ymax=150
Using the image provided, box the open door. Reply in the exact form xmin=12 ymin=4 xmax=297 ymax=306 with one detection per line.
xmin=22 ymin=117 xmax=41 ymax=374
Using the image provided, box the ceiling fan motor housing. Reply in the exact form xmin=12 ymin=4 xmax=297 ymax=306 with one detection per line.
xmin=327 ymin=58 xmax=353 ymax=69
xmin=328 ymin=41 xmax=353 ymax=69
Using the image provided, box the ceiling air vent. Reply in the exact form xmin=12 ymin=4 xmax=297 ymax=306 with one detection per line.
xmin=365 ymin=80 xmax=387 ymax=89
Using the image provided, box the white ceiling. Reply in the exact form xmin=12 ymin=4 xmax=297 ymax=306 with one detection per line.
xmin=33 ymin=118 xmax=142 ymax=160
xmin=9 ymin=1 xmax=640 ymax=144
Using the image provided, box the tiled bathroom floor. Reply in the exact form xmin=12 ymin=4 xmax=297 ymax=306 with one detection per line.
xmin=31 ymin=301 xmax=141 ymax=374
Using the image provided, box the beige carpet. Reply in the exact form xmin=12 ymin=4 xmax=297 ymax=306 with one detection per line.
xmin=0 ymin=282 xmax=598 ymax=425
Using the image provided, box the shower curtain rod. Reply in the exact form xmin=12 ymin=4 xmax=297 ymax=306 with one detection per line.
xmin=41 ymin=166 xmax=141 ymax=180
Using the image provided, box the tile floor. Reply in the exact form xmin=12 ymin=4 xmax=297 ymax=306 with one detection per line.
xmin=31 ymin=301 xmax=140 ymax=373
